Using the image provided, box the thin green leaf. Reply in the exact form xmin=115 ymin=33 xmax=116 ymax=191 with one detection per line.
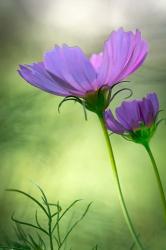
xmin=35 ymin=211 xmax=47 ymax=236
xmin=56 ymin=208 xmax=62 ymax=246
xmin=35 ymin=185 xmax=48 ymax=204
xmin=53 ymin=236 xmax=60 ymax=248
xmin=156 ymin=118 xmax=166 ymax=127
xmin=109 ymin=88 xmax=133 ymax=104
xmin=51 ymin=211 xmax=58 ymax=218
xmin=82 ymin=100 xmax=88 ymax=120
xmin=37 ymin=234 xmax=46 ymax=250
xmin=58 ymin=97 xmax=81 ymax=114
xmin=6 ymin=189 xmax=48 ymax=216
xmin=52 ymin=199 xmax=81 ymax=233
xmin=11 ymin=214 xmax=49 ymax=236
xmin=28 ymin=234 xmax=39 ymax=249
xmin=80 ymin=202 xmax=92 ymax=220
xmin=60 ymin=202 xmax=92 ymax=247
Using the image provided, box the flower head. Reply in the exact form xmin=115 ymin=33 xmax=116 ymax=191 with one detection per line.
xmin=18 ymin=28 xmax=148 ymax=113
xmin=104 ymin=93 xmax=161 ymax=144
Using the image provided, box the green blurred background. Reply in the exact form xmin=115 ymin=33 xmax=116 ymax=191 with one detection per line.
xmin=0 ymin=0 xmax=166 ymax=249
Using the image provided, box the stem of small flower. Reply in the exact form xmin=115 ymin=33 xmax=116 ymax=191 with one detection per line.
xmin=97 ymin=113 xmax=145 ymax=250
xmin=143 ymin=143 xmax=166 ymax=222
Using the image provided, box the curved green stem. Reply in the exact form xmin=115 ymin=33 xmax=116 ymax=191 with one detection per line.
xmin=144 ymin=143 xmax=166 ymax=221
xmin=97 ymin=113 xmax=145 ymax=250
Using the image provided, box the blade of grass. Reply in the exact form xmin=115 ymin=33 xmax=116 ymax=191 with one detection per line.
xmin=6 ymin=189 xmax=48 ymax=216
xmin=11 ymin=214 xmax=49 ymax=236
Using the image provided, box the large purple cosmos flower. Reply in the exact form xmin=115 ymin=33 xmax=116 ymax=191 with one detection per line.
xmin=104 ymin=93 xmax=161 ymax=144
xmin=18 ymin=28 xmax=148 ymax=113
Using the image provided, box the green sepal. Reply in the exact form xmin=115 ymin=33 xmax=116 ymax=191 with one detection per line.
xmin=84 ymin=86 xmax=111 ymax=114
xmin=124 ymin=123 xmax=157 ymax=145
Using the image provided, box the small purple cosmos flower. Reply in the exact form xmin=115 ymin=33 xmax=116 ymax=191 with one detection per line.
xmin=18 ymin=28 xmax=148 ymax=114
xmin=104 ymin=93 xmax=161 ymax=144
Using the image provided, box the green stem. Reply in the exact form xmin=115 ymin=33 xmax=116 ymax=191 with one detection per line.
xmin=144 ymin=143 xmax=166 ymax=221
xmin=97 ymin=113 xmax=145 ymax=250
xmin=46 ymin=203 xmax=54 ymax=250
xmin=57 ymin=207 xmax=62 ymax=249
xmin=48 ymin=217 xmax=54 ymax=250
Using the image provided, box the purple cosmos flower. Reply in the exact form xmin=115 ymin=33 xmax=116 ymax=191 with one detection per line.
xmin=18 ymin=28 xmax=148 ymax=113
xmin=104 ymin=93 xmax=161 ymax=144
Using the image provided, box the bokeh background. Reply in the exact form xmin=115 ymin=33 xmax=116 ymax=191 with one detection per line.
xmin=0 ymin=0 xmax=166 ymax=249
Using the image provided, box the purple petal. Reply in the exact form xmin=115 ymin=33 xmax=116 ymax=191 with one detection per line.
xmin=116 ymin=100 xmax=141 ymax=130
xmin=139 ymin=97 xmax=154 ymax=126
xmin=146 ymin=92 xmax=159 ymax=117
xmin=18 ymin=63 xmax=84 ymax=96
xmin=44 ymin=45 xmax=97 ymax=93
xmin=104 ymin=110 xmax=125 ymax=134
xmin=97 ymin=28 xmax=148 ymax=86
xmin=90 ymin=52 xmax=103 ymax=72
